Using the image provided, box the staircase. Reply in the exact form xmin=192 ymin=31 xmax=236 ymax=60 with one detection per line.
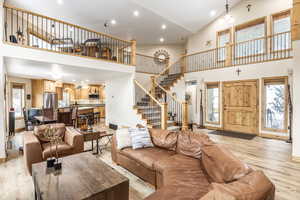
xmin=135 ymin=73 xmax=183 ymax=130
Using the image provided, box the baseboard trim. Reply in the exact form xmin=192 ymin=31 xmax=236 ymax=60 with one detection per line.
xmin=15 ymin=128 xmax=25 ymax=133
xmin=292 ymin=156 xmax=300 ymax=163
xmin=0 ymin=157 xmax=6 ymax=164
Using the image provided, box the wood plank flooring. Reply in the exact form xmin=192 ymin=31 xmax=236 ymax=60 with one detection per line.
xmin=0 ymin=128 xmax=300 ymax=200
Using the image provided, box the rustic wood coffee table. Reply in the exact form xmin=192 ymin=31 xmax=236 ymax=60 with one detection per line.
xmin=32 ymin=152 xmax=129 ymax=200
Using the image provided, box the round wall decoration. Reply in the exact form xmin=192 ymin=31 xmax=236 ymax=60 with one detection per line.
xmin=153 ymin=49 xmax=170 ymax=65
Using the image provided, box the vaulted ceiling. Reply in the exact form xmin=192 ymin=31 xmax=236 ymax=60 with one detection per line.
xmin=6 ymin=0 xmax=242 ymax=45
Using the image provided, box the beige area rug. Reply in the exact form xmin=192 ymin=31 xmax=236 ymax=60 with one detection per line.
xmin=0 ymin=133 xmax=154 ymax=200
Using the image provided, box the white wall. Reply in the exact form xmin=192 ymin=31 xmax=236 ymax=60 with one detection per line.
xmin=0 ymin=56 xmax=7 ymax=159
xmin=292 ymin=40 xmax=300 ymax=158
xmin=135 ymin=72 xmax=152 ymax=91
xmin=185 ymin=59 xmax=293 ymax=136
xmin=0 ymin=0 xmax=7 ymax=159
xmin=186 ymin=0 xmax=293 ymax=54
xmin=105 ymin=74 xmax=146 ymax=128
xmin=7 ymin=76 xmax=32 ymax=130
xmin=137 ymin=44 xmax=185 ymax=65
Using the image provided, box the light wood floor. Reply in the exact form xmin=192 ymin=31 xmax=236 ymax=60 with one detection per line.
xmin=1 ymin=128 xmax=300 ymax=200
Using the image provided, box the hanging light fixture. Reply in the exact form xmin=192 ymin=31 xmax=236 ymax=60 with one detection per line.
xmin=221 ymin=0 xmax=234 ymax=25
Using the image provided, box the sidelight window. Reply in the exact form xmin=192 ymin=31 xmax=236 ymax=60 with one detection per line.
xmin=262 ymin=77 xmax=288 ymax=132
xmin=206 ymin=83 xmax=220 ymax=124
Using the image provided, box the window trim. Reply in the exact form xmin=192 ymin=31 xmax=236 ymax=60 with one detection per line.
xmin=270 ymin=9 xmax=292 ymax=53
xmin=11 ymin=82 xmax=26 ymax=119
xmin=205 ymin=82 xmax=221 ymax=125
xmin=216 ymin=28 xmax=232 ymax=48
xmin=233 ymin=17 xmax=267 ymax=59
xmin=261 ymin=76 xmax=288 ymax=133
xmin=216 ymin=29 xmax=232 ymax=63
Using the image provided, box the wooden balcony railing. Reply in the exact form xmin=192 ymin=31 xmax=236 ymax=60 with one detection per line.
xmin=136 ymin=53 xmax=167 ymax=74
xmin=183 ymin=31 xmax=292 ymax=73
xmin=3 ymin=4 xmax=135 ymax=66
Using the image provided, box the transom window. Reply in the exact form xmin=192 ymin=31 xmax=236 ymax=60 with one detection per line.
xmin=235 ymin=18 xmax=266 ymax=57
xmin=206 ymin=83 xmax=220 ymax=124
xmin=217 ymin=29 xmax=231 ymax=61
xmin=272 ymin=10 xmax=291 ymax=51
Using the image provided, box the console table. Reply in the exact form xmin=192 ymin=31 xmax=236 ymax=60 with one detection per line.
xmin=32 ymin=152 xmax=129 ymax=200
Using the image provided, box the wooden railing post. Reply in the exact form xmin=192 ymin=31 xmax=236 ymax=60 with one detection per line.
xmin=180 ymin=54 xmax=187 ymax=74
xmin=182 ymin=101 xmax=189 ymax=130
xmin=150 ymin=76 xmax=156 ymax=102
xmin=225 ymin=43 xmax=232 ymax=67
xmin=131 ymin=39 xmax=137 ymax=66
xmin=161 ymin=103 xmax=168 ymax=130
xmin=165 ymin=58 xmax=170 ymax=75
xmin=292 ymin=0 xmax=300 ymax=41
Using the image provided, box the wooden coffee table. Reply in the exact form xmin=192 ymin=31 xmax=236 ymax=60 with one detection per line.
xmin=32 ymin=152 xmax=129 ymax=200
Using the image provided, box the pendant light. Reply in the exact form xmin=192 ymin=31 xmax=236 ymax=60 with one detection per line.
xmin=221 ymin=0 xmax=234 ymax=25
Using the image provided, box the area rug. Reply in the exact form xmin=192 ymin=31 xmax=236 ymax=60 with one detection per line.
xmin=208 ymin=130 xmax=256 ymax=140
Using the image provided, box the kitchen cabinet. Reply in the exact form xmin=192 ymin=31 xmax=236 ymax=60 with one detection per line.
xmin=44 ymin=80 xmax=56 ymax=93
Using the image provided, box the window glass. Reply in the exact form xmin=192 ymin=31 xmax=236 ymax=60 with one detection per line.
xmin=235 ymin=23 xmax=265 ymax=57
xmin=217 ymin=32 xmax=230 ymax=61
xmin=207 ymin=86 xmax=219 ymax=123
xmin=12 ymin=87 xmax=24 ymax=118
xmin=265 ymin=83 xmax=285 ymax=130
xmin=273 ymin=15 xmax=291 ymax=51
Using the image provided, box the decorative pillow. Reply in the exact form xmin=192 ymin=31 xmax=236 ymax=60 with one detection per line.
xmin=115 ymin=128 xmax=132 ymax=150
xmin=202 ymin=144 xmax=251 ymax=183
xmin=211 ymin=171 xmax=275 ymax=200
xmin=176 ymin=131 xmax=214 ymax=159
xmin=129 ymin=127 xmax=154 ymax=150
xmin=34 ymin=123 xmax=66 ymax=143
xmin=149 ymin=128 xmax=178 ymax=151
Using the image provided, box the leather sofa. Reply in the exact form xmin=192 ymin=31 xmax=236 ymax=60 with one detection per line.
xmin=111 ymin=129 xmax=275 ymax=200
xmin=24 ymin=124 xmax=84 ymax=175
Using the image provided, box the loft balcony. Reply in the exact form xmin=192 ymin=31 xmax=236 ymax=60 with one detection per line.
xmin=136 ymin=32 xmax=293 ymax=75
xmin=2 ymin=4 xmax=136 ymax=66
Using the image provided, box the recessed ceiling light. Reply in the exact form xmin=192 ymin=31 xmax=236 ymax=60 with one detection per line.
xmin=111 ymin=19 xmax=116 ymax=25
xmin=210 ymin=10 xmax=216 ymax=17
xmin=133 ymin=10 xmax=139 ymax=17
xmin=57 ymin=0 xmax=64 ymax=5
xmin=161 ymin=24 xmax=167 ymax=30
xmin=86 ymin=80 xmax=90 ymax=82
xmin=72 ymin=80 xmax=76 ymax=82
xmin=160 ymin=38 xmax=164 ymax=43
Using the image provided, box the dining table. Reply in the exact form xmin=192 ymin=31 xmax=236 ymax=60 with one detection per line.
xmin=34 ymin=116 xmax=57 ymax=125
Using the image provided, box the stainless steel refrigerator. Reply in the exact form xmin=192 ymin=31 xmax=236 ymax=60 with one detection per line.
xmin=43 ymin=92 xmax=58 ymax=109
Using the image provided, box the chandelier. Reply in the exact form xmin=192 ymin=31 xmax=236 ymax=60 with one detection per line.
xmin=220 ymin=0 xmax=234 ymax=25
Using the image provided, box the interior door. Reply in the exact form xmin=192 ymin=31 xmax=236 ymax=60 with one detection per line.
xmin=223 ymin=80 xmax=258 ymax=134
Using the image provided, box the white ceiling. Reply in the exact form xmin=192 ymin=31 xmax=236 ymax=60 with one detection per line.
xmin=4 ymin=57 xmax=130 ymax=84
xmin=6 ymin=0 xmax=242 ymax=45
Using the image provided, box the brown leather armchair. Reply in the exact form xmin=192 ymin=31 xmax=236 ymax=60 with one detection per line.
xmin=24 ymin=126 xmax=84 ymax=175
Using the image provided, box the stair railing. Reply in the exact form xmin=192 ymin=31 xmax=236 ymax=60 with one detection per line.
xmin=3 ymin=4 xmax=135 ymax=66
xmin=134 ymin=80 xmax=168 ymax=130
xmin=154 ymin=80 xmax=188 ymax=130
xmin=136 ymin=53 xmax=167 ymax=74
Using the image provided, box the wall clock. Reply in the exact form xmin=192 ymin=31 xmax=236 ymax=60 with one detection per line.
xmin=153 ymin=50 xmax=170 ymax=65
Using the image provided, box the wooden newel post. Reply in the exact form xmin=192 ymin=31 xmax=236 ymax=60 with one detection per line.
xmin=131 ymin=39 xmax=137 ymax=66
xmin=182 ymin=101 xmax=189 ymax=130
xmin=292 ymin=0 xmax=300 ymax=41
xmin=161 ymin=103 xmax=168 ymax=130
xmin=225 ymin=43 xmax=232 ymax=67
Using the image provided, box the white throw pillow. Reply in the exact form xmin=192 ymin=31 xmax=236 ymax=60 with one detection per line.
xmin=129 ymin=127 xmax=154 ymax=150
xmin=116 ymin=128 xmax=132 ymax=150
